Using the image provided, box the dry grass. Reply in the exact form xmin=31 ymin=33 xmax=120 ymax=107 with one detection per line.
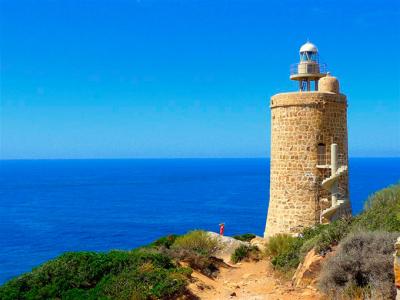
xmin=318 ymin=231 xmax=398 ymax=300
xmin=171 ymin=230 xmax=219 ymax=256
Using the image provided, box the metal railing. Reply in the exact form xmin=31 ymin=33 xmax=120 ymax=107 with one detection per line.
xmin=290 ymin=62 xmax=327 ymax=76
xmin=317 ymin=153 xmax=328 ymax=166
xmin=318 ymin=184 xmax=348 ymax=211
xmin=317 ymin=153 xmax=347 ymax=167
xmin=335 ymin=186 xmax=348 ymax=199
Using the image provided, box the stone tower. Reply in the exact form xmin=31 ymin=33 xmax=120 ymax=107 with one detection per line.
xmin=264 ymin=42 xmax=351 ymax=238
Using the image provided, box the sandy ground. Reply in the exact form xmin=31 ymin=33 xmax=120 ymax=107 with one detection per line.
xmin=187 ymin=259 xmax=323 ymax=300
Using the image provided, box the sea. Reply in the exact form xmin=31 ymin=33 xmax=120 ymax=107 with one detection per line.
xmin=0 ymin=158 xmax=399 ymax=284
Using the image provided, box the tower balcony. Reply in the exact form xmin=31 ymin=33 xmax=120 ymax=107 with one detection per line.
xmin=290 ymin=62 xmax=327 ymax=80
xmin=316 ymin=153 xmax=347 ymax=169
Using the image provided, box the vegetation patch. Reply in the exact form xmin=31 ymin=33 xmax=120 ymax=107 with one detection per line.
xmin=300 ymin=217 xmax=352 ymax=256
xmin=231 ymin=245 xmax=259 ymax=263
xmin=171 ymin=230 xmax=219 ymax=257
xmin=265 ymin=234 xmax=303 ymax=271
xmin=0 ymin=249 xmax=191 ymax=300
xmin=263 ymin=225 xmax=343 ymax=272
xmin=263 ymin=183 xmax=400 ymax=298
xmin=0 ymin=230 xmax=225 ymax=299
xmin=265 ymin=233 xmax=296 ymax=257
xmin=318 ymin=231 xmax=398 ymax=299
xmin=351 ymin=183 xmax=400 ymax=232
xmin=150 ymin=234 xmax=179 ymax=249
xmin=232 ymin=233 xmax=256 ymax=242
xmin=166 ymin=230 xmax=223 ymax=277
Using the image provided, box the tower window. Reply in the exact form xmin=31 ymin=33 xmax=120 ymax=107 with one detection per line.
xmin=317 ymin=143 xmax=326 ymax=165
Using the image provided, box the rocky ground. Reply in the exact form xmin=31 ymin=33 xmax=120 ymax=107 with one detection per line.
xmin=188 ymin=259 xmax=323 ymax=300
xmin=186 ymin=233 xmax=324 ymax=300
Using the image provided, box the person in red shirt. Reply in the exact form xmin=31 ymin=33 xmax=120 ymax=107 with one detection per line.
xmin=219 ymin=223 xmax=225 ymax=236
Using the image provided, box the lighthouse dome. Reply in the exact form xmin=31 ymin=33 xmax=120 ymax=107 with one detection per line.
xmin=300 ymin=42 xmax=318 ymax=53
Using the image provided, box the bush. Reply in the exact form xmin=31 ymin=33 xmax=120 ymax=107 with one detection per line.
xmin=231 ymin=245 xmax=259 ymax=263
xmin=0 ymin=249 xmax=190 ymax=300
xmin=165 ymin=248 xmax=221 ymax=278
xmin=270 ymin=239 xmax=303 ymax=271
xmin=265 ymin=234 xmax=303 ymax=271
xmin=233 ymin=233 xmax=256 ymax=242
xmin=299 ymin=183 xmax=400 ymax=261
xmin=166 ymin=230 xmax=222 ymax=277
xmin=93 ymin=266 xmax=187 ymax=300
xmin=171 ymin=230 xmax=219 ymax=257
xmin=318 ymin=231 xmax=399 ymax=300
xmin=299 ymin=217 xmax=353 ymax=257
xmin=314 ymin=217 xmax=352 ymax=253
xmin=151 ymin=234 xmax=179 ymax=249
xmin=266 ymin=218 xmax=352 ymax=271
xmin=352 ymin=183 xmax=400 ymax=232
xmin=265 ymin=234 xmax=296 ymax=257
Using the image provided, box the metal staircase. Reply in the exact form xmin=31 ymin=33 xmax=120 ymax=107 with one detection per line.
xmin=319 ymin=144 xmax=349 ymax=224
xmin=321 ymin=165 xmax=348 ymax=191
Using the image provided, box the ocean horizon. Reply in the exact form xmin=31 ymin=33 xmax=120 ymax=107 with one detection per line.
xmin=0 ymin=157 xmax=399 ymax=283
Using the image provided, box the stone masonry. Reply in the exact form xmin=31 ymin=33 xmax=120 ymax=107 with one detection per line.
xmin=264 ymin=90 xmax=350 ymax=238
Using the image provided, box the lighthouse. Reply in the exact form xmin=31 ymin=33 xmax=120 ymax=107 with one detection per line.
xmin=264 ymin=42 xmax=351 ymax=238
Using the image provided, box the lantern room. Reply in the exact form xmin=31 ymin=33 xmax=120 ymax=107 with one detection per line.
xmin=290 ymin=41 xmax=327 ymax=91
xmin=299 ymin=42 xmax=319 ymax=62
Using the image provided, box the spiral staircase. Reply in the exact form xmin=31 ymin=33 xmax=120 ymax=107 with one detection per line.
xmin=319 ymin=144 xmax=349 ymax=224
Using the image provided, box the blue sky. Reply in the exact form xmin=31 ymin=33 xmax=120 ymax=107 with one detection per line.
xmin=1 ymin=0 xmax=399 ymax=159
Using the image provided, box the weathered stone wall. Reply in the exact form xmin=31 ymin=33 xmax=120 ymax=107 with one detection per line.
xmin=264 ymin=91 xmax=350 ymax=238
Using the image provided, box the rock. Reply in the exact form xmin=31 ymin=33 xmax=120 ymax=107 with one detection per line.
xmin=292 ymin=248 xmax=323 ymax=288
xmin=230 ymin=292 xmax=237 ymax=297
xmin=207 ymin=232 xmax=249 ymax=262
xmin=249 ymin=236 xmax=267 ymax=252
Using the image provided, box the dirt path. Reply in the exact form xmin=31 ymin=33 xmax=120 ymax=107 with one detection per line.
xmin=187 ymin=259 xmax=323 ymax=300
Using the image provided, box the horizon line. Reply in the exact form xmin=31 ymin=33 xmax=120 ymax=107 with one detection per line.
xmin=1 ymin=156 xmax=400 ymax=161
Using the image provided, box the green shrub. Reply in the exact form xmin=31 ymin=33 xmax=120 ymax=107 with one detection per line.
xmin=270 ymin=238 xmax=303 ymax=271
xmin=93 ymin=266 xmax=187 ymax=300
xmin=164 ymin=230 xmax=223 ymax=277
xmin=231 ymin=245 xmax=249 ymax=263
xmin=299 ymin=217 xmax=353 ymax=257
xmin=233 ymin=233 xmax=256 ymax=242
xmin=318 ymin=231 xmax=398 ymax=300
xmin=301 ymin=224 xmax=327 ymax=240
xmin=352 ymin=183 xmax=400 ymax=232
xmin=0 ymin=249 xmax=190 ymax=300
xmin=231 ymin=245 xmax=259 ymax=263
xmin=265 ymin=234 xmax=296 ymax=257
xmin=264 ymin=234 xmax=303 ymax=271
xmin=266 ymin=218 xmax=352 ymax=271
xmin=166 ymin=247 xmax=221 ymax=278
xmin=163 ymin=230 xmax=225 ymax=277
xmin=171 ymin=230 xmax=219 ymax=257
xmin=151 ymin=234 xmax=179 ymax=249
xmin=315 ymin=218 xmax=351 ymax=253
